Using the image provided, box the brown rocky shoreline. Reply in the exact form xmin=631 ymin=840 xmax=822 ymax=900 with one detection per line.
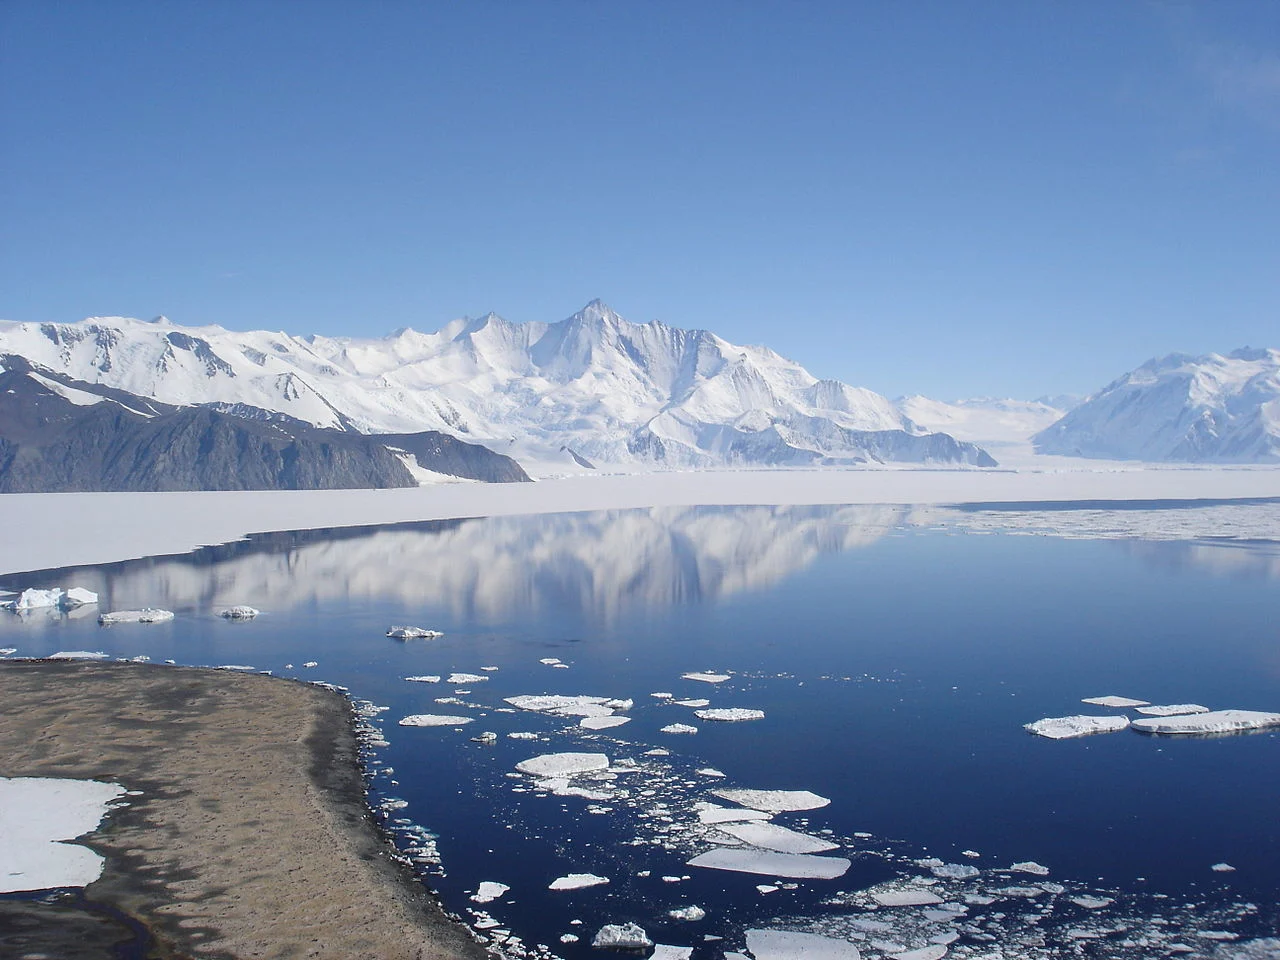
xmin=0 ymin=660 xmax=488 ymax=960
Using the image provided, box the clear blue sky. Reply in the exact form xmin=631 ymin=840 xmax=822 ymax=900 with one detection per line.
xmin=2 ymin=1 xmax=1277 ymax=399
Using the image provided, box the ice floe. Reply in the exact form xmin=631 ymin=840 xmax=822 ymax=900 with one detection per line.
xmin=717 ymin=821 xmax=840 ymax=854
xmin=0 ymin=777 xmax=127 ymax=893
xmin=1131 ymin=709 xmax=1280 ymax=735
xmin=592 ymin=922 xmax=652 ymax=949
xmin=447 ymin=672 xmax=489 ymax=684
xmin=694 ymin=802 xmax=773 ymax=824
xmin=580 ymin=715 xmax=631 ymax=730
xmin=471 ymin=881 xmax=509 ymax=903
xmin=682 ymin=672 xmax=732 ymax=684
xmin=650 ymin=946 xmax=694 ymax=960
xmin=404 ymin=675 xmax=442 ymax=683
xmin=687 ymin=848 xmax=850 ymax=879
xmin=514 ymin=753 xmax=610 ymax=777
xmin=549 ymin=873 xmax=610 ymax=890
xmin=1134 ymin=703 xmax=1211 ymax=716
xmin=672 ymin=698 xmax=711 ymax=708
xmin=386 ymin=625 xmax=443 ymax=639
xmin=660 ymin=723 xmax=699 ymax=735
xmin=219 ymin=605 xmax=259 ymax=619
xmin=1081 ymin=695 xmax=1150 ymax=708
xmin=399 ymin=714 xmax=475 ymax=727
xmin=97 ymin=608 xmax=174 ymax=624
xmin=871 ymin=889 xmax=944 ymax=907
xmin=745 ymin=929 xmax=862 ymax=959
xmin=47 ymin=650 xmax=110 ymax=660
xmin=695 ymin=707 xmax=765 ymax=722
xmin=1024 ymin=715 xmax=1130 ymax=739
xmin=1009 ymin=861 xmax=1050 ymax=876
xmin=1212 ymin=862 xmax=1236 ymax=872
xmin=668 ymin=905 xmax=705 ymax=921
xmin=504 ymin=694 xmax=615 ymax=718
xmin=712 ymin=788 xmax=831 ymax=812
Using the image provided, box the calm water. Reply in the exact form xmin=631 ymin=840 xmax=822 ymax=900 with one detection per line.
xmin=2 ymin=504 xmax=1278 ymax=957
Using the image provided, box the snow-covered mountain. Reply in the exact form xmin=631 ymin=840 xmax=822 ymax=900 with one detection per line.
xmin=896 ymin=396 xmax=1067 ymax=446
xmin=1034 ymin=348 xmax=1280 ymax=462
xmin=0 ymin=301 xmax=996 ymax=470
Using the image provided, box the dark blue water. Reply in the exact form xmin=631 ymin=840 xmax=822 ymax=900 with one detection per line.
xmin=2 ymin=505 xmax=1278 ymax=957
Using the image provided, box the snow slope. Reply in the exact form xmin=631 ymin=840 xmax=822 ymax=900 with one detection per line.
xmin=1034 ymin=348 xmax=1280 ymax=462
xmin=0 ymin=303 xmax=994 ymax=469
xmin=896 ymin=396 xmax=1066 ymax=445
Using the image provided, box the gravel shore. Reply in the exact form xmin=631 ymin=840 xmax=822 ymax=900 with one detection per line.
xmin=0 ymin=660 xmax=488 ymax=960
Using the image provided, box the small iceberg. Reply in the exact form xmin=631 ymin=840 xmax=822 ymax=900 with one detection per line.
xmin=592 ymin=922 xmax=652 ymax=950
xmin=712 ymin=788 xmax=831 ymax=812
xmin=687 ymin=848 xmax=850 ymax=879
xmin=470 ymin=881 xmax=509 ymax=903
xmin=1024 ymin=715 xmax=1130 ymax=739
xmin=549 ymin=873 xmax=610 ymax=890
xmin=1081 ymin=695 xmax=1149 ymax=708
xmin=695 ymin=707 xmax=764 ymax=722
xmin=1131 ymin=709 xmax=1280 ymax=736
xmin=668 ymin=905 xmax=705 ymax=921
xmin=682 ymin=672 xmax=731 ymax=684
xmin=398 ymin=714 xmax=474 ymax=727
xmin=746 ymin=929 xmax=862 ymax=959
xmin=514 ymin=753 xmax=610 ymax=777
xmin=660 ymin=723 xmax=699 ymax=735
xmin=446 ymin=672 xmax=489 ymax=684
xmin=97 ymin=608 xmax=174 ymax=624
xmin=61 ymin=588 xmax=98 ymax=608
xmin=1134 ymin=703 xmax=1210 ymax=717
xmin=386 ymin=626 xmax=443 ymax=639
xmin=2 ymin=588 xmax=62 ymax=611
xmin=219 ymin=606 xmax=259 ymax=620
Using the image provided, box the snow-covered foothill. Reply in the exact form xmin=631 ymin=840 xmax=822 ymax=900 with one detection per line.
xmin=1131 ymin=709 xmax=1280 ymax=736
xmin=1024 ymin=715 xmax=1130 ymax=739
xmin=549 ymin=873 xmax=610 ymax=890
xmin=386 ymin=626 xmax=443 ymax=639
xmin=712 ymin=788 xmax=831 ymax=812
xmin=470 ymin=881 xmax=509 ymax=903
xmin=514 ymin=753 xmax=610 ymax=778
xmin=1134 ymin=703 xmax=1211 ymax=717
xmin=398 ymin=714 xmax=474 ymax=727
xmin=716 ymin=821 xmax=840 ymax=854
xmin=0 ymin=777 xmax=127 ymax=893
xmin=219 ymin=605 xmax=259 ymax=619
xmin=682 ymin=672 xmax=731 ymax=684
xmin=686 ymin=849 xmax=850 ymax=879
xmin=97 ymin=608 xmax=174 ymax=624
xmin=694 ymin=707 xmax=764 ymax=722
xmin=745 ymin=929 xmax=862 ymax=959
xmin=1081 ymin=695 xmax=1150 ymax=708
xmin=592 ymin=922 xmax=652 ymax=950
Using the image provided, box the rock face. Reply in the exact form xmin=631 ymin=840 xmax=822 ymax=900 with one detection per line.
xmin=0 ymin=368 xmax=528 ymax=492
xmin=0 ymin=303 xmax=997 ymax=468
xmin=1033 ymin=347 xmax=1280 ymax=462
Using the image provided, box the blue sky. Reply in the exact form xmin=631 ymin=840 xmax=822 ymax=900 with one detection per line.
xmin=2 ymin=1 xmax=1277 ymax=399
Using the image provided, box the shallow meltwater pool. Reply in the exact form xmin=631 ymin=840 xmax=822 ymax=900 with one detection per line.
xmin=2 ymin=503 xmax=1279 ymax=958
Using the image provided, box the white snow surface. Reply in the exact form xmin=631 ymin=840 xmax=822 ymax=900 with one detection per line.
xmin=716 ymin=821 xmax=840 ymax=854
xmin=514 ymin=753 xmax=610 ymax=777
xmin=398 ymin=714 xmax=475 ymax=727
xmin=548 ymin=873 xmax=610 ymax=890
xmin=0 ymin=777 xmax=126 ymax=893
xmin=1024 ymin=715 xmax=1131 ymax=739
xmin=1034 ymin=347 xmax=1280 ymax=462
xmin=2 ymin=468 xmax=1277 ymax=577
xmin=711 ymin=788 xmax=831 ymax=812
xmin=745 ymin=929 xmax=862 ymax=959
xmin=0 ymin=303 xmax=990 ymax=469
xmin=687 ymin=848 xmax=851 ymax=879
xmin=1131 ymin=709 xmax=1280 ymax=735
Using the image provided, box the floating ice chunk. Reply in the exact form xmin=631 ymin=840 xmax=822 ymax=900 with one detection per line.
xmin=580 ymin=716 xmax=631 ymax=730
xmin=712 ymin=788 xmax=831 ymax=812
xmin=399 ymin=714 xmax=475 ymax=727
xmin=645 ymin=748 xmax=671 ymax=755
xmin=660 ymin=723 xmax=699 ymax=735
xmin=1135 ymin=703 xmax=1211 ymax=717
xmin=651 ymin=692 xmax=674 ymax=699
xmin=560 ymin=934 xmax=579 ymax=943
xmin=47 ymin=651 xmax=110 ymax=660
xmin=668 ymin=905 xmax=706 ymax=921
xmin=549 ymin=873 xmax=610 ymax=890
xmin=756 ymin=884 xmax=778 ymax=894
xmin=61 ymin=588 xmax=98 ymax=608
xmin=302 ymin=661 xmax=318 ymax=668
xmin=1132 ymin=709 xmax=1280 ymax=735
xmin=695 ymin=803 xmax=773 ymax=825
xmin=471 ymin=881 xmax=509 ymax=903
xmin=508 ymin=732 xmax=539 ymax=740
xmin=682 ymin=672 xmax=731 ymax=684
xmin=515 ymin=753 xmax=610 ymax=777
xmin=687 ymin=849 xmax=850 ymax=879
xmin=447 ymin=673 xmax=489 ymax=684
xmin=673 ymin=699 xmax=711 ymax=708
xmin=539 ymin=658 xmax=562 ymax=665
xmin=1024 ymin=715 xmax=1130 ymax=739
xmin=695 ymin=768 xmax=725 ymax=778
xmin=1212 ymin=862 xmax=1236 ymax=872
xmin=651 ymin=946 xmax=694 ymax=960
xmin=0 ymin=648 xmax=15 ymax=656
xmin=1081 ymin=695 xmax=1150 ymax=708
xmin=98 ymin=608 xmax=174 ymax=624
xmin=891 ymin=947 xmax=947 ymax=960
xmin=480 ymin=666 xmax=499 ymax=672
xmin=592 ymin=922 xmax=652 ymax=950
xmin=405 ymin=675 xmax=442 ymax=683
xmin=219 ymin=606 xmax=259 ymax=619
xmin=695 ymin=708 xmax=764 ymax=722
xmin=3 ymin=588 xmax=64 ymax=611
xmin=745 ymin=929 xmax=862 ymax=959
xmin=386 ymin=626 xmax=443 ymax=639
xmin=471 ymin=732 xmax=497 ymax=743
xmin=603 ymin=698 xmax=634 ymax=710
xmin=1069 ymin=895 xmax=1114 ymax=909
xmin=931 ymin=863 xmax=980 ymax=879
xmin=872 ymin=889 xmax=944 ymax=907
xmin=1010 ymin=861 xmax=1050 ymax=876
xmin=0 ymin=777 xmax=127 ymax=893
xmin=717 ymin=821 xmax=839 ymax=854
xmin=216 ymin=665 xmax=256 ymax=671
xmin=504 ymin=695 xmax=612 ymax=717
